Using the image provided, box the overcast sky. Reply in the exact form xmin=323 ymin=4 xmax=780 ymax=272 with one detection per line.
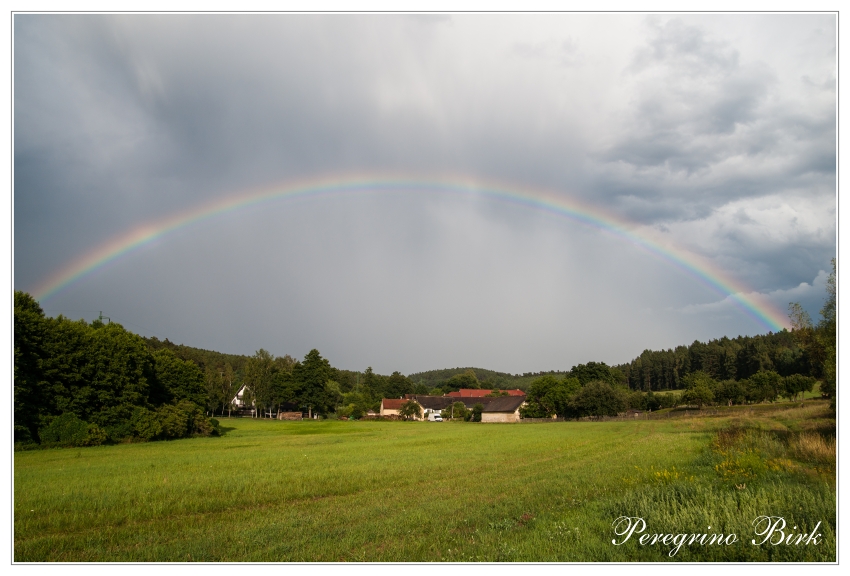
xmin=13 ymin=14 xmax=836 ymax=374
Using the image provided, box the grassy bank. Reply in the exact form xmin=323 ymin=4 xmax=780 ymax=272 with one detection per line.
xmin=14 ymin=401 xmax=835 ymax=561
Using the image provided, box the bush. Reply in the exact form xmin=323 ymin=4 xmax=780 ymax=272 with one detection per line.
xmin=471 ymin=403 xmax=483 ymax=422
xmin=569 ymin=381 xmax=626 ymax=418
xmin=132 ymin=407 xmax=163 ymax=440
xmin=15 ymin=425 xmax=34 ymax=445
xmin=157 ymin=404 xmax=190 ymax=439
xmin=39 ymin=413 xmax=106 ymax=447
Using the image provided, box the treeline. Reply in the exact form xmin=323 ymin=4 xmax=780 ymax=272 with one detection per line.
xmin=614 ymin=259 xmax=836 ymax=398
xmin=14 ymin=261 xmax=834 ymax=437
xmin=235 ymin=354 xmax=436 ymax=420
xmin=409 ymin=367 xmax=527 ymax=389
xmin=14 ymin=291 xmax=221 ymax=447
xmin=519 ymin=367 xmax=820 ymax=420
xmin=144 ymin=336 xmax=250 ymax=374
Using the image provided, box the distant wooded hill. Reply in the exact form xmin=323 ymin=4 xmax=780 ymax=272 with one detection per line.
xmin=142 ymin=327 xmax=822 ymax=395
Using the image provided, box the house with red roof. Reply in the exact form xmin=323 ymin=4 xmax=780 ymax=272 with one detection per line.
xmin=379 ymin=398 xmax=408 ymax=418
xmin=384 ymin=395 xmax=526 ymax=423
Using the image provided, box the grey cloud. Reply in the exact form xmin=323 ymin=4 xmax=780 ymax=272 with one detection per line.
xmin=631 ymin=17 xmax=739 ymax=75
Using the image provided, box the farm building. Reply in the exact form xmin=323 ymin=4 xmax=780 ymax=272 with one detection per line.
xmin=380 ymin=398 xmax=407 ymax=417
xmin=386 ymin=395 xmax=526 ymax=423
xmin=477 ymin=396 xmax=525 ymax=423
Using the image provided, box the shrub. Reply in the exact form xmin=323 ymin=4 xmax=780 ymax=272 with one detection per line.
xmin=132 ymin=407 xmax=163 ymax=440
xmin=471 ymin=403 xmax=483 ymax=422
xmin=157 ymin=404 xmax=190 ymax=439
xmin=14 ymin=425 xmax=34 ymax=445
xmin=39 ymin=413 xmax=106 ymax=447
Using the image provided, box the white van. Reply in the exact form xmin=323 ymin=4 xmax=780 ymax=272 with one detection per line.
xmin=428 ymin=412 xmax=443 ymax=422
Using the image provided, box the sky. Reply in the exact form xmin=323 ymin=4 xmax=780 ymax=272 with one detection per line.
xmin=13 ymin=13 xmax=837 ymax=375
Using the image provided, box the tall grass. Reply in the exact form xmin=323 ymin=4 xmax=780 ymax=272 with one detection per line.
xmin=14 ymin=401 xmax=835 ymax=561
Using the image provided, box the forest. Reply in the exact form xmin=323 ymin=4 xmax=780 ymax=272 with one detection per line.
xmin=13 ymin=261 xmax=835 ymax=445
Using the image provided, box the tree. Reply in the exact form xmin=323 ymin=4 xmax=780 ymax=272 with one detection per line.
xmin=383 ymin=371 xmax=412 ymax=399
xmin=682 ymin=370 xmax=717 ymax=391
xmin=13 ymin=290 xmax=224 ymax=445
xmin=442 ymin=401 xmax=469 ymax=421
xmin=784 ymin=374 xmax=817 ymax=402
xmin=244 ymin=349 xmax=277 ymax=417
xmin=398 ymin=400 xmax=422 ymax=421
xmin=14 ymin=291 xmax=47 ymax=443
xmin=681 ymin=385 xmax=714 ymax=409
xmin=221 ymin=363 xmax=237 ymax=416
xmin=520 ymin=375 xmax=579 ymax=418
xmin=817 ymin=258 xmax=836 ymax=399
xmin=569 ymin=381 xmax=626 ymax=419
xmin=471 ymin=403 xmax=484 ymax=422
xmin=715 ymin=379 xmax=747 ymax=406
xmin=293 ymin=349 xmax=334 ymax=417
xmin=204 ymin=367 xmax=223 ymax=415
xmin=569 ymin=362 xmax=618 ymax=386
xmin=85 ymin=322 xmax=156 ymax=436
xmin=443 ymin=369 xmax=480 ymax=392
xmin=152 ymin=349 xmax=206 ymax=407
xmin=746 ymin=370 xmax=783 ymax=403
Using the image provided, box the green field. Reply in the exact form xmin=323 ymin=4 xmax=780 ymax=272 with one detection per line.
xmin=15 ymin=402 xmax=835 ymax=562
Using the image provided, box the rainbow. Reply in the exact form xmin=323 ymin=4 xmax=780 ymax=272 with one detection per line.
xmin=29 ymin=174 xmax=790 ymax=332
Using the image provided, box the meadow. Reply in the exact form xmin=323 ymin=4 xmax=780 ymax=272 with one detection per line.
xmin=14 ymin=401 xmax=835 ymax=562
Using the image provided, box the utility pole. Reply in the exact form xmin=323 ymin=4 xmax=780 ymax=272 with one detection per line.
xmin=98 ymin=311 xmax=110 ymax=323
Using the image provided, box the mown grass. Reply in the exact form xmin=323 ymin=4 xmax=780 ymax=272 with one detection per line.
xmin=14 ymin=401 xmax=835 ymax=562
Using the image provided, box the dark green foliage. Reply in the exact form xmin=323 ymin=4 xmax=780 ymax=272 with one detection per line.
xmin=13 ymin=292 xmax=220 ymax=448
xmin=398 ymin=399 xmax=422 ymax=420
xmin=14 ymin=291 xmax=49 ymax=442
xmin=520 ymin=375 xmax=580 ymax=418
xmin=443 ymin=369 xmax=480 ymax=392
xmin=816 ymin=259 xmax=836 ymax=398
xmin=385 ymin=371 xmax=414 ymax=398
xmin=626 ymin=390 xmax=647 ymax=410
xmin=783 ymin=374 xmax=817 ymax=401
xmin=714 ymin=379 xmax=748 ymax=406
xmin=569 ymin=362 xmax=619 ymax=386
xmin=745 ymin=370 xmax=783 ymax=403
xmin=471 ymin=403 xmax=484 ymax=422
xmin=682 ymin=370 xmax=717 ymax=390
xmin=568 ymin=381 xmax=626 ymax=419
xmin=681 ymin=385 xmax=714 ymax=408
xmin=615 ymin=330 xmax=821 ymax=393
xmin=244 ymin=349 xmax=278 ymax=415
xmin=292 ymin=349 xmax=339 ymax=415
xmin=407 ymin=366 xmax=520 ymax=390
xmin=442 ymin=401 xmax=469 ymax=421
xmin=152 ymin=349 xmax=206 ymax=406
xmin=143 ymin=336 xmax=249 ymax=373
xmin=38 ymin=413 xmax=106 ymax=447
xmin=132 ymin=407 xmax=163 ymax=440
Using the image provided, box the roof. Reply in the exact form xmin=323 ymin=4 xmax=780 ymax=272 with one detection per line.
xmin=477 ymin=396 xmax=526 ymax=413
xmin=447 ymin=389 xmax=525 ymax=397
xmin=387 ymin=395 xmax=526 ymax=413
xmin=439 ymin=396 xmax=526 ymax=412
xmin=381 ymin=398 xmax=407 ymax=410
xmin=408 ymin=396 xmax=454 ymax=410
